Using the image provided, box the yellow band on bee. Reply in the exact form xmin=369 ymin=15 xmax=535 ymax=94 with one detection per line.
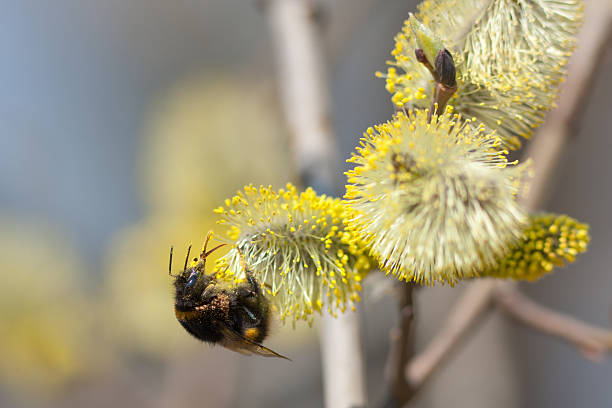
xmin=243 ymin=327 xmax=260 ymax=341
xmin=174 ymin=308 xmax=200 ymax=321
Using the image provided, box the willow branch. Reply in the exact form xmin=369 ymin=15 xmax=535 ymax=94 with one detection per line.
xmin=381 ymin=283 xmax=417 ymax=407
xmin=494 ymin=282 xmax=612 ymax=361
xmin=407 ymin=280 xmax=496 ymax=387
xmin=265 ymin=1 xmax=367 ymax=407
xmin=403 ymin=0 xmax=612 ymax=398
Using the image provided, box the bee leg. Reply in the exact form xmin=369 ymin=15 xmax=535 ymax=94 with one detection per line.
xmin=244 ymin=272 xmax=261 ymax=296
xmin=201 ymin=283 xmax=217 ymax=301
xmin=237 ymin=247 xmax=259 ymax=293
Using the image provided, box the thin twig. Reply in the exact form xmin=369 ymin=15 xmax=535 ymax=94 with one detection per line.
xmin=264 ymin=1 xmax=367 ymax=407
xmin=402 ymin=0 xmax=612 ymax=400
xmin=406 ymin=280 xmax=496 ymax=389
xmin=265 ymin=0 xmax=338 ymax=193
xmin=381 ymin=283 xmax=417 ymax=407
xmin=494 ymin=282 xmax=612 ymax=362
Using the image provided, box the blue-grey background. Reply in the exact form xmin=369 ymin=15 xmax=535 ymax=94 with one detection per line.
xmin=0 ymin=0 xmax=610 ymax=407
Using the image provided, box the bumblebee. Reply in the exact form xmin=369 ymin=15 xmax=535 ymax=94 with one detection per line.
xmin=170 ymin=233 xmax=289 ymax=359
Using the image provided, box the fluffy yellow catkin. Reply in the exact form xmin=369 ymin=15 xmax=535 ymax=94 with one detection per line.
xmin=345 ymin=108 xmax=530 ymax=285
xmin=480 ymin=213 xmax=590 ymax=281
xmin=379 ymin=0 xmax=583 ymax=149
xmin=213 ymin=184 xmax=371 ymax=324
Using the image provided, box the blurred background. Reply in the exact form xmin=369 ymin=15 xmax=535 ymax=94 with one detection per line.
xmin=1 ymin=0 xmax=610 ymax=407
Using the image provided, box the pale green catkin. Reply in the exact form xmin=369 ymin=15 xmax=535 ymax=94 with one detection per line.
xmin=379 ymin=0 xmax=583 ymax=149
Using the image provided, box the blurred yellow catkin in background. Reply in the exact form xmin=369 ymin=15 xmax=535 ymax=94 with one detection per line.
xmin=0 ymin=218 xmax=100 ymax=396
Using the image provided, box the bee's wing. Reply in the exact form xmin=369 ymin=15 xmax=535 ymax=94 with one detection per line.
xmin=219 ymin=325 xmax=291 ymax=360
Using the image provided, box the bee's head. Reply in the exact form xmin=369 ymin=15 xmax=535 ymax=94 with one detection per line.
xmin=171 ymin=263 xmax=198 ymax=289
xmin=169 ymin=231 xmax=226 ymax=289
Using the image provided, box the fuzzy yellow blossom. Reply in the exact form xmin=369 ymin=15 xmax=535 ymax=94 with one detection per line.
xmin=481 ymin=214 xmax=589 ymax=281
xmin=345 ymin=109 xmax=530 ymax=285
xmin=213 ymin=184 xmax=371 ymax=324
xmin=379 ymin=0 xmax=583 ymax=149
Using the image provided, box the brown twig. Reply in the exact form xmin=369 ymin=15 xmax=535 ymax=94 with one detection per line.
xmin=381 ymin=283 xmax=417 ymax=407
xmin=265 ymin=0 xmax=338 ymax=193
xmin=400 ymin=0 xmax=612 ymax=402
xmin=494 ymin=282 xmax=612 ymax=362
xmin=407 ymin=280 xmax=496 ymax=387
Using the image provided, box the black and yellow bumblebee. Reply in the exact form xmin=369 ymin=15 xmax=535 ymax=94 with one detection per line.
xmin=170 ymin=233 xmax=289 ymax=359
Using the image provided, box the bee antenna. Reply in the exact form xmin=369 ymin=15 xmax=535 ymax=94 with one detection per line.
xmin=168 ymin=246 xmax=174 ymax=276
xmin=184 ymin=244 xmax=192 ymax=271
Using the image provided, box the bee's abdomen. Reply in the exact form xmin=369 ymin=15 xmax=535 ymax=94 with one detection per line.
xmin=177 ymin=316 xmax=224 ymax=343
xmin=174 ymin=293 xmax=230 ymax=344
